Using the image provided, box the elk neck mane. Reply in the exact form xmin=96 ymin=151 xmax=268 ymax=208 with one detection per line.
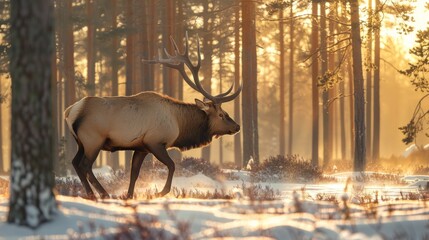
xmin=162 ymin=96 xmax=213 ymax=151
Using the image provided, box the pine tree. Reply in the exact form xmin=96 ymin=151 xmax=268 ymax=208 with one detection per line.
xmin=8 ymin=0 xmax=57 ymax=228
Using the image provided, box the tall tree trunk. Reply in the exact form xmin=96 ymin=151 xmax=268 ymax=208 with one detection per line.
xmin=0 ymin=0 xmax=6 ymax=174
xmin=241 ymin=0 xmax=259 ymax=166
xmin=234 ymin=1 xmax=242 ymax=168
xmin=162 ymin=0 xmax=176 ymax=97
xmin=288 ymin=1 xmax=294 ymax=155
xmin=328 ymin=5 xmax=336 ymax=160
xmin=55 ymin=1 xmax=65 ymax=173
xmin=311 ymin=0 xmax=319 ymax=167
xmin=350 ymin=0 xmax=366 ymax=171
xmin=279 ymin=9 xmax=286 ymax=156
xmin=8 ymin=0 xmax=56 ymax=227
xmin=338 ymin=1 xmax=347 ymax=160
xmin=133 ymin=1 xmax=143 ymax=93
xmin=348 ymin=57 xmax=355 ymax=158
xmin=339 ymin=66 xmax=347 ymax=160
xmin=125 ymin=0 xmax=134 ymax=97
xmin=176 ymin=0 xmax=184 ymax=100
xmin=219 ymin=49 xmax=224 ymax=167
xmin=51 ymin=20 xmax=59 ymax=175
xmin=320 ymin=1 xmax=330 ymax=167
xmin=108 ymin=0 xmax=119 ymax=170
xmin=0 ymin=79 xmax=3 ymax=174
xmin=111 ymin=0 xmax=118 ymax=96
xmin=64 ymin=0 xmax=76 ymax=169
xmin=147 ymin=0 xmax=157 ymax=92
xmin=125 ymin=0 xmax=135 ymax=171
xmin=366 ymin=0 xmax=373 ymax=162
xmin=372 ymin=0 xmax=381 ymax=161
xmin=201 ymin=0 xmax=213 ymax=162
xmin=87 ymin=0 xmax=96 ymax=96
xmin=173 ymin=0 xmax=183 ymax=162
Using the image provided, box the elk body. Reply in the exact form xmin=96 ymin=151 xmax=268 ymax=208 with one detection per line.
xmin=65 ymin=34 xmax=241 ymax=199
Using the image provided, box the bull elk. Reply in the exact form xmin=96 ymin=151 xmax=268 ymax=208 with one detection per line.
xmin=64 ymin=33 xmax=241 ymax=199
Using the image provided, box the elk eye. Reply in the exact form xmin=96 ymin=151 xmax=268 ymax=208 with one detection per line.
xmin=219 ymin=113 xmax=224 ymax=118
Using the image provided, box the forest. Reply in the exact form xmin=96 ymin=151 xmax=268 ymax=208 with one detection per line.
xmin=0 ymin=0 xmax=428 ymax=172
xmin=1 ymin=0 xmax=429 ymax=234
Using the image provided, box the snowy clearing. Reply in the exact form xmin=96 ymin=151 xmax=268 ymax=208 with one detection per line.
xmin=0 ymin=171 xmax=429 ymax=239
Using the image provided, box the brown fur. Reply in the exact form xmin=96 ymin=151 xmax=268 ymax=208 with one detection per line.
xmin=170 ymin=102 xmax=212 ymax=150
xmin=65 ymin=91 xmax=239 ymax=199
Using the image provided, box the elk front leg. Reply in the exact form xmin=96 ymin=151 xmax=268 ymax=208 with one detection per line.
xmin=126 ymin=150 xmax=148 ymax=199
xmin=148 ymin=144 xmax=175 ymax=197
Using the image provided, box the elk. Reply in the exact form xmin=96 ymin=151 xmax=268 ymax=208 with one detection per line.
xmin=64 ymin=33 xmax=241 ymax=199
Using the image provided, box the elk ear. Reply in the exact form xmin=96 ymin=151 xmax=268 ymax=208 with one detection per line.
xmin=195 ymin=99 xmax=210 ymax=113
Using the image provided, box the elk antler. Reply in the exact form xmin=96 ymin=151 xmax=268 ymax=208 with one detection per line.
xmin=144 ymin=32 xmax=241 ymax=104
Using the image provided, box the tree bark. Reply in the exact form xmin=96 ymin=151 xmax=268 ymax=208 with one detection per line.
xmin=350 ymin=0 xmax=366 ymax=171
xmin=311 ymin=0 xmax=319 ymax=167
xmin=279 ymin=9 xmax=286 ymax=156
xmin=108 ymin=0 xmax=119 ymax=170
xmin=234 ymin=1 xmax=242 ymax=168
xmin=147 ymin=0 xmax=157 ymax=92
xmin=162 ymin=0 xmax=176 ymax=97
xmin=320 ymin=1 xmax=330 ymax=167
xmin=0 ymin=79 xmax=3 ymax=174
xmin=63 ymin=0 xmax=76 ymax=170
xmin=366 ymin=0 xmax=373 ymax=162
xmin=339 ymin=67 xmax=347 ymax=160
xmin=176 ymin=0 xmax=184 ymax=100
xmin=86 ymin=0 xmax=96 ymax=96
xmin=125 ymin=0 xmax=135 ymax=171
xmin=51 ymin=17 xmax=59 ymax=175
xmin=288 ymin=2 xmax=294 ymax=155
xmin=201 ymin=0 xmax=213 ymax=162
xmin=348 ymin=57 xmax=355 ymax=158
xmin=241 ymin=0 xmax=259 ymax=166
xmin=372 ymin=0 xmax=381 ymax=161
xmin=338 ymin=1 xmax=347 ymax=161
xmin=110 ymin=0 xmax=118 ymax=96
xmin=219 ymin=44 xmax=224 ymax=167
xmin=328 ymin=5 xmax=335 ymax=161
xmin=8 ymin=0 xmax=56 ymax=228
xmin=125 ymin=0 xmax=134 ymax=97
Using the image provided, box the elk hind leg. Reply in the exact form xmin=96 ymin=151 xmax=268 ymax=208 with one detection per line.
xmin=83 ymin=148 xmax=110 ymax=199
xmin=72 ymin=143 xmax=96 ymax=199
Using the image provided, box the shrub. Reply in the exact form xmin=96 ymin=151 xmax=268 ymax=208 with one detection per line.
xmin=177 ymin=157 xmax=222 ymax=179
xmin=252 ymin=155 xmax=322 ymax=182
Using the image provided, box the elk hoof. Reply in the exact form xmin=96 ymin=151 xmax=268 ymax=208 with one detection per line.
xmin=100 ymin=193 xmax=111 ymax=199
xmin=83 ymin=194 xmax=97 ymax=201
xmin=119 ymin=193 xmax=134 ymax=200
xmin=156 ymin=191 xmax=169 ymax=198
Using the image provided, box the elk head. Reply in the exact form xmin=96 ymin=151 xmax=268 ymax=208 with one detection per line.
xmin=145 ymin=32 xmax=242 ymax=138
xmin=195 ymin=99 xmax=240 ymax=138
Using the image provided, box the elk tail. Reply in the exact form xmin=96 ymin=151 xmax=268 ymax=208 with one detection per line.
xmin=64 ymin=99 xmax=86 ymax=140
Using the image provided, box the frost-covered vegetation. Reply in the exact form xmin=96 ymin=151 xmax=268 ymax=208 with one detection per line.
xmin=251 ymin=155 xmax=323 ymax=182
xmin=49 ymin=153 xmax=429 ymax=200
xmin=1 ymin=154 xmax=429 ymax=239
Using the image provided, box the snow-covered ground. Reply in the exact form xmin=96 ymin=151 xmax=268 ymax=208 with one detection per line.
xmin=0 ymin=171 xmax=428 ymax=239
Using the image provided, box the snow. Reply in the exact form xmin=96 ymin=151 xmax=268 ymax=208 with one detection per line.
xmin=0 ymin=172 xmax=428 ymax=239
xmin=401 ymin=175 xmax=429 ymax=184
